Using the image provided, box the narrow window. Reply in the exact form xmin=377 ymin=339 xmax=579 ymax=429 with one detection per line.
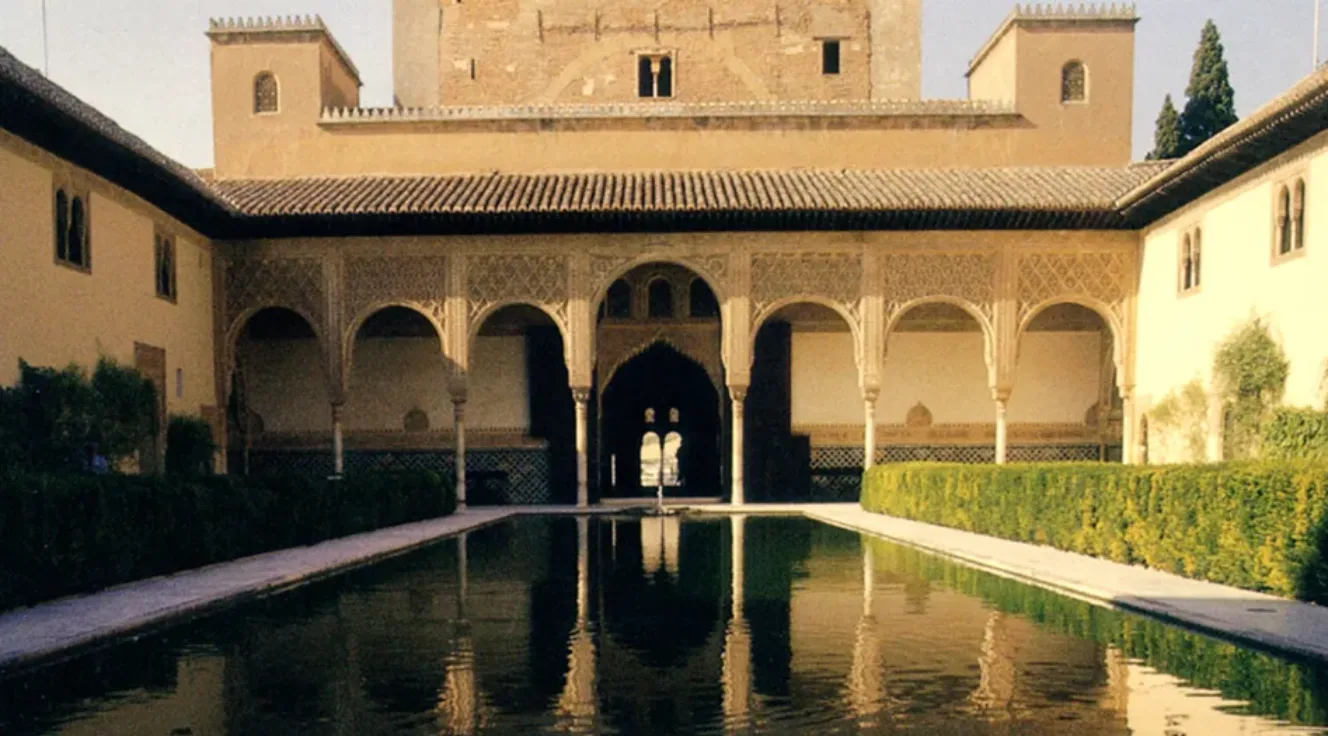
xmin=155 ymin=234 xmax=176 ymax=300
xmin=656 ymin=56 xmax=673 ymax=97
xmin=1192 ymin=229 xmax=1202 ymax=287
xmin=1061 ymin=61 xmax=1086 ymax=103
xmin=1181 ymin=236 xmax=1193 ymax=292
xmin=1278 ymin=186 xmax=1293 ymax=255
xmin=606 ymin=279 xmax=632 ymax=318
xmin=638 ymin=56 xmax=655 ymax=98
xmin=648 ymin=279 xmax=674 ymax=318
xmin=822 ymin=40 xmax=841 ymax=75
xmin=688 ymin=278 xmax=719 ymax=318
xmin=175 ymin=368 xmax=184 ymax=399
xmin=54 ymin=189 xmax=68 ymax=261
xmin=254 ymin=72 xmax=279 ymax=114
xmin=1294 ymin=179 xmax=1307 ymax=250
xmin=469 ymin=59 xmax=476 ymax=81
xmin=67 ymin=196 xmax=87 ymax=268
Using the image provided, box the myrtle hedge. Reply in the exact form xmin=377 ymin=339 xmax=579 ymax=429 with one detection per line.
xmin=862 ymin=462 xmax=1328 ymax=603
xmin=0 ymin=470 xmax=455 ymax=611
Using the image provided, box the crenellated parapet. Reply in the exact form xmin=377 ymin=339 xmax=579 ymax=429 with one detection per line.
xmin=207 ymin=14 xmax=360 ymax=83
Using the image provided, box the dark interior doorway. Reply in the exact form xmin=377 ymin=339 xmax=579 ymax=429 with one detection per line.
xmin=600 ymin=343 xmax=720 ymax=498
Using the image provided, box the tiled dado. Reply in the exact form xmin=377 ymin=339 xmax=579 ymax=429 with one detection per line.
xmin=795 ymin=422 xmax=1121 ymax=447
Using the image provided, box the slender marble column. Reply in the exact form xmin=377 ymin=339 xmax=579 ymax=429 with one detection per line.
xmin=994 ymin=396 xmax=1009 ymax=465
xmin=331 ymin=403 xmax=345 ymax=476
xmin=453 ymin=398 xmax=467 ymax=509
xmin=573 ymin=388 xmax=590 ymax=507
xmin=863 ymin=389 xmax=879 ymax=470
xmin=730 ymin=387 xmax=747 ymax=506
xmin=1120 ymin=388 xmax=1135 ymax=465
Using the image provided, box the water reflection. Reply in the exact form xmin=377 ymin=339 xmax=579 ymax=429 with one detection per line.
xmin=2 ymin=516 xmax=1328 ymax=735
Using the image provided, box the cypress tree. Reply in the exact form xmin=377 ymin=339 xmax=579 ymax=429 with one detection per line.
xmin=1148 ymin=94 xmax=1182 ymax=160
xmin=1177 ymin=20 xmax=1237 ymax=156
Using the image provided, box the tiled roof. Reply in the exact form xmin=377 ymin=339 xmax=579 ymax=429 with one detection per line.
xmin=214 ymin=165 xmax=1166 ymax=218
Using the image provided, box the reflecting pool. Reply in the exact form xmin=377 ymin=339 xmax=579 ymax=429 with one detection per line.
xmin=3 ymin=515 xmax=1328 ymax=735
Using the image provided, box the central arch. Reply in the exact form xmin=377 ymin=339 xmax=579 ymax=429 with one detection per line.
xmin=600 ymin=343 xmax=722 ymax=499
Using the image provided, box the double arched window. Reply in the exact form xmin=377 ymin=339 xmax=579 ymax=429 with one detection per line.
xmin=54 ymin=187 xmax=90 ymax=270
xmin=254 ymin=72 xmax=279 ymax=114
xmin=1061 ymin=61 xmax=1086 ymax=103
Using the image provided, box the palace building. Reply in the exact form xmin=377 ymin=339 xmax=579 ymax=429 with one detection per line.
xmin=2 ymin=2 xmax=1326 ymax=505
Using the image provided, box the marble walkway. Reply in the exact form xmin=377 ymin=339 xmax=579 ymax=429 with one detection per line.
xmin=5 ymin=501 xmax=1328 ymax=675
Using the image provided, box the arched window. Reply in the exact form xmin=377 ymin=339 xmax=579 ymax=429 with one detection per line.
xmin=54 ymin=189 xmax=68 ymax=261
xmin=657 ymin=56 xmax=673 ymax=98
xmin=662 ymin=431 xmax=682 ymax=486
xmin=1294 ymin=179 xmax=1307 ymax=250
xmin=68 ymin=196 xmax=87 ymax=267
xmin=606 ymin=279 xmax=632 ymax=318
xmin=1061 ymin=61 xmax=1086 ymax=103
xmin=1278 ymin=185 xmax=1293 ymax=255
xmin=688 ymin=278 xmax=719 ymax=318
xmin=254 ymin=72 xmax=279 ymax=114
xmin=640 ymin=431 xmax=662 ymax=487
xmin=648 ymin=279 xmax=674 ymax=319
xmin=154 ymin=234 xmax=176 ymax=299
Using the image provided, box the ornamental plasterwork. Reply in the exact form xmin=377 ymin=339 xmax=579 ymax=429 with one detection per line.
xmin=467 ymin=253 xmax=568 ymax=329
xmin=881 ymin=252 xmax=996 ymax=322
xmin=750 ymin=252 xmax=863 ymax=326
xmin=596 ymin=324 xmax=724 ymax=395
xmin=343 ymin=255 xmax=448 ymax=334
xmin=225 ymin=257 xmax=326 ymax=335
xmin=1016 ymin=251 xmax=1131 ymax=325
xmin=588 ymin=252 xmax=729 ymax=302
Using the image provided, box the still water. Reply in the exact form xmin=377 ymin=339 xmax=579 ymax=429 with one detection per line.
xmin=3 ymin=515 xmax=1328 ymax=735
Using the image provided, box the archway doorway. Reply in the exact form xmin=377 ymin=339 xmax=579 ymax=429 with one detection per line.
xmin=601 ymin=343 xmax=721 ymax=498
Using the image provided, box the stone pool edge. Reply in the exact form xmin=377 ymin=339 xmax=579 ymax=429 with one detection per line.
xmin=0 ymin=508 xmax=517 ymax=675
xmin=798 ymin=504 xmax=1328 ymax=665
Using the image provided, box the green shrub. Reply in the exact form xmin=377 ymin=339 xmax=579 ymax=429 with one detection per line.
xmin=165 ymin=415 xmax=216 ymax=476
xmin=1213 ymin=317 xmax=1289 ymax=459
xmin=861 ymin=462 xmax=1328 ymax=603
xmin=1262 ymin=408 xmax=1328 ymax=461
xmin=0 ymin=469 xmax=455 ymax=611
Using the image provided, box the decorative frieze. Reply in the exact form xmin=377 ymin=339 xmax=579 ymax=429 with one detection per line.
xmin=467 ymin=253 xmax=568 ymax=329
xmin=225 ymin=257 xmax=326 ymax=337
xmin=343 ymin=255 xmax=448 ymax=334
xmin=1016 ymin=250 xmax=1131 ymax=326
xmin=750 ymin=251 xmax=863 ymax=325
xmin=881 ymin=251 xmax=996 ymax=323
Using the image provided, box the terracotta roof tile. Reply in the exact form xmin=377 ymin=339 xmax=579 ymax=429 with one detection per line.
xmin=212 ymin=165 xmax=1168 ymax=220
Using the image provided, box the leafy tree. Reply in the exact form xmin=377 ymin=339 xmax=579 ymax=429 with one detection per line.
xmin=1178 ymin=20 xmax=1238 ymax=156
xmin=1213 ymin=317 xmax=1288 ymax=459
xmin=1147 ymin=94 xmax=1182 ymax=160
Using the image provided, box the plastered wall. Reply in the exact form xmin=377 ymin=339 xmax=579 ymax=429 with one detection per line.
xmin=1136 ymin=132 xmax=1328 ymax=462
xmin=790 ymin=329 xmax=1103 ymax=427
xmin=0 ymin=132 xmax=217 ymax=419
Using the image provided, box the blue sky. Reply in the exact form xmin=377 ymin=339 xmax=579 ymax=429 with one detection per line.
xmin=0 ymin=0 xmax=1317 ymax=168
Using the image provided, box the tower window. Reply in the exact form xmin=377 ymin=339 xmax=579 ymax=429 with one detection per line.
xmin=1061 ymin=61 xmax=1086 ymax=103
xmin=822 ymin=40 xmax=841 ymax=75
xmin=254 ymin=72 xmax=279 ymax=114
xmin=637 ymin=54 xmax=674 ymax=98
xmin=648 ymin=279 xmax=674 ymax=318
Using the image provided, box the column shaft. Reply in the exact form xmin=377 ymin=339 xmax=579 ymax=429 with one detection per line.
xmin=730 ymin=388 xmax=747 ymax=506
xmin=573 ymin=388 xmax=590 ymax=508
xmin=1120 ymin=390 xmax=1135 ymax=465
xmin=863 ymin=392 xmax=878 ymax=470
xmin=453 ymin=399 xmax=467 ymax=508
xmin=994 ymin=398 xmax=1009 ymax=465
xmin=331 ymin=403 xmax=345 ymax=476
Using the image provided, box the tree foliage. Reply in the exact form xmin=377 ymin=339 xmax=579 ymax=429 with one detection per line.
xmin=1178 ymin=19 xmax=1238 ymax=156
xmin=0 ymin=358 xmax=156 ymax=472
xmin=1148 ymin=378 xmax=1210 ymax=462
xmin=1213 ymin=317 xmax=1289 ymax=459
xmin=1147 ymin=94 xmax=1183 ymax=159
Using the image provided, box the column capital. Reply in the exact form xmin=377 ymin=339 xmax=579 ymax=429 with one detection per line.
xmin=571 ymin=386 xmax=592 ymax=404
xmin=991 ymin=387 xmax=1012 ymax=404
xmin=728 ymin=385 xmax=749 ymax=403
xmin=330 ymin=402 xmax=345 ymax=421
xmin=862 ymin=385 xmax=881 ymax=404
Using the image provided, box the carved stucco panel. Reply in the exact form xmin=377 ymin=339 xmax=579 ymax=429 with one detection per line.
xmin=225 ymin=257 xmax=326 ymax=335
xmin=596 ymin=324 xmax=724 ymax=395
xmin=343 ymin=255 xmax=448 ymax=331
xmin=588 ymin=252 xmax=730 ymax=302
xmin=881 ymin=252 xmax=996 ymax=320
xmin=467 ymin=253 xmax=569 ymax=329
xmin=750 ymin=251 xmax=863 ymax=324
xmin=1016 ymin=251 xmax=1130 ymax=324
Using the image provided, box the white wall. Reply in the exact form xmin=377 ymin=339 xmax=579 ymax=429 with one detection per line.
xmin=1136 ymin=132 xmax=1328 ymax=462
xmin=790 ymin=330 xmax=1102 ymax=427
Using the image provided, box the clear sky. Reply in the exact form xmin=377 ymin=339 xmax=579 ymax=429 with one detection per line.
xmin=0 ymin=0 xmax=1317 ymax=169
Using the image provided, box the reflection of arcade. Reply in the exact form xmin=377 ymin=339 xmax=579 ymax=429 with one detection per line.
xmin=601 ymin=344 xmax=720 ymax=498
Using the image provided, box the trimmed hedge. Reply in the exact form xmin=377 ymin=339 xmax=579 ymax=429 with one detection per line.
xmin=862 ymin=462 xmax=1328 ymax=603
xmin=0 ymin=470 xmax=455 ymax=611
xmin=1262 ymin=408 xmax=1328 ymax=461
